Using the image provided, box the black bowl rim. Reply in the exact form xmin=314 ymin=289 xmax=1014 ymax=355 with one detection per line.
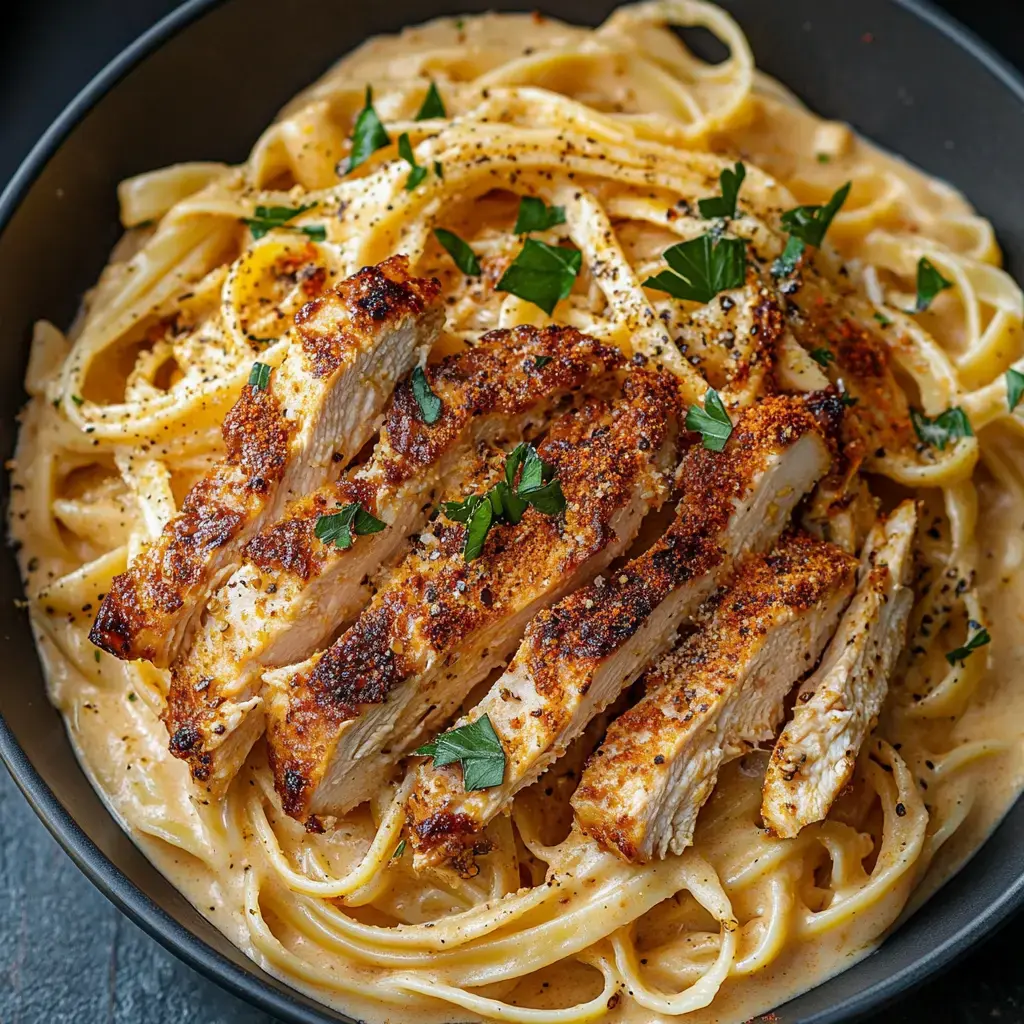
xmin=2 ymin=1 xmax=1024 ymax=1022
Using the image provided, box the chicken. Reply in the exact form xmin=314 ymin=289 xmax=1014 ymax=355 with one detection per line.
xmin=572 ymin=533 xmax=856 ymax=862
xmin=264 ymin=370 xmax=682 ymax=822
xmin=89 ymin=256 xmax=443 ymax=666
xmin=761 ymin=500 xmax=918 ymax=838
xmin=164 ymin=327 xmax=625 ymax=792
xmin=407 ymin=395 xmax=834 ymax=870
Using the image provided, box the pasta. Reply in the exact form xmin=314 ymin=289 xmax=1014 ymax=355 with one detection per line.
xmin=10 ymin=3 xmax=1024 ymax=1021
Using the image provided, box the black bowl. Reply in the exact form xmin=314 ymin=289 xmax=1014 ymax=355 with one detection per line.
xmin=2 ymin=1 xmax=1023 ymax=1021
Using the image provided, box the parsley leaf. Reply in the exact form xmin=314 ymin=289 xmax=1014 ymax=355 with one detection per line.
xmin=873 ymin=310 xmax=893 ymax=328
xmin=496 ymin=239 xmax=582 ymax=315
xmin=398 ymin=132 xmax=428 ymax=191
xmin=411 ymin=366 xmax=442 ymax=424
xmin=392 ymin=839 xmax=407 ymax=859
xmin=809 ymin=347 xmax=835 ymax=367
xmin=248 ymin=362 xmax=271 ymax=390
xmin=314 ymin=503 xmax=386 ymax=550
xmin=698 ymin=161 xmax=746 ymax=219
xmin=514 ymin=196 xmax=567 ymax=234
xmin=244 ymin=203 xmax=324 ymax=241
xmin=533 ymin=355 xmax=552 ymax=369
xmin=1007 ymin=368 xmax=1024 ymax=412
xmin=910 ymin=256 xmax=953 ymax=313
xmin=685 ymin=388 xmax=733 ymax=451
xmin=415 ymin=715 xmax=506 ymax=791
xmin=71 ymin=394 xmax=85 ymax=407
xmin=462 ymin=498 xmax=494 ymax=561
xmin=434 ymin=228 xmax=482 ymax=276
xmin=342 ymin=85 xmax=391 ymax=174
xmin=415 ymin=82 xmax=446 ymax=120
xmin=434 ymin=160 xmax=444 ymax=179
xmin=645 ymin=234 xmax=746 ymax=304
xmin=771 ymin=235 xmax=806 ymax=278
xmin=910 ymin=407 xmax=973 ymax=450
xmin=772 ymin=182 xmax=851 ymax=276
xmin=945 ymin=624 xmax=991 ymax=666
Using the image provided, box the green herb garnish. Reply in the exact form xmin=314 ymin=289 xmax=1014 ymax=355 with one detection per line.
xmin=244 ymin=203 xmax=324 ymax=242
xmin=910 ymin=256 xmax=953 ymax=313
xmin=392 ymin=839 xmax=407 ymax=859
xmin=809 ymin=348 xmax=835 ymax=367
xmin=1007 ymin=368 xmax=1024 ymax=412
xmin=698 ymin=161 xmax=746 ymax=219
xmin=342 ymin=85 xmax=391 ymax=174
xmin=415 ymin=715 xmax=506 ymax=791
xmin=71 ymin=394 xmax=85 ymax=407
xmin=496 ymin=239 xmax=582 ymax=315
xmin=685 ymin=388 xmax=733 ymax=452
xmin=411 ymin=366 xmax=442 ymax=424
xmin=434 ymin=228 xmax=482 ymax=276
xmin=817 ymin=152 xmax=832 ymax=164
xmin=314 ymin=503 xmax=386 ymax=550
xmin=873 ymin=311 xmax=893 ymax=328
xmin=533 ymin=355 xmax=552 ymax=369
xmin=415 ymin=82 xmax=446 ymax=121
xmin=398 ymin=132 xmax=427 ymax=191
xmin=772 ymin=182 xmax=851 ymax=276
xmin=645 ymin=234 xmax=746 ymax=304
xmin=514 ymin=196 xmax=566 ymax=234
xmin=248 ymin=362 xmax=271 ymax=390
xmin=910 ymin=407 xmax=973 ymax=450
xmin=945 ymin=625 xmax=991 ymax=666
xmin=433 ymin=160 xmax=444 ymax=179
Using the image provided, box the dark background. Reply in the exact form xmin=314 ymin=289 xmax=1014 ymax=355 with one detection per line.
xmin=1 ymin=1 xmax=1024 ymax=1022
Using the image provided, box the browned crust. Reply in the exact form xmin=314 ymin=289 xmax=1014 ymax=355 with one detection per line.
xmin=90 ymin=256 xmax=442 ymax=666
xmin=267 ymin=370 xmax=681 ymax=820
xmin=572 ymin=532 xmax=857 ymax=860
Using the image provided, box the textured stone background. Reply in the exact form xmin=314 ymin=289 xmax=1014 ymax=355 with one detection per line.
xmin=2 ymin=2 xmax=1023 ymax=1022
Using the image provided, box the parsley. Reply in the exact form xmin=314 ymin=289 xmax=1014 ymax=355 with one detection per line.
xmin=645 ymin=234 xmax=746 ymax=304
xmin=415 ymin=715 xmax=506 ymax=791
xmin=392 ymin=839 xmax=407 ymax=859
xmin=434 ymin=160 xmax=444 ymax=179
xmin=434 ymin=228 xmax=481 ymax=276
xmin=772 ymin=182 xmax=851 ymax=276
xmin=685 ymin=388 xmax=733 ymax=452
xmin=127 ymin=691 xmax=137 ymax=701
xmin=873 ymin=310 xmax=893 ymax=328
xmin=698 ymin=161 xmax=746 ymax=219
xmin=817 ymin=152 xmax=832 ymax=164
xmin=415 ymin=82 xmax=446 ymax=120
xmin=342 ymin=85 xmax=391 ymax=174
xmin=397 ymin=132 xmax=428 ymax=191
xmin=411 ymin=366 xmax=442 ymax=424
xmin=440 ymin=443 xmax=565 ymax=561
xmin=809 ymin=348 xmax=835 ymax=367
xmin=94 ymin=650 xmax=101 ymax=663
xmin=1007 ymin=368 xmax=1024 ymax=412
xmin=533 ymin=355 xmax=552 ymax=369
xmin=840 ymin=391 xmax=859 ymax=408
xmin=248 ymin=362 xmax=271 ymax=390
xmin=910 ymin=407 xmax=973 ymax=450
xmin=244 ymin=203 xmax=324 ymax=242
xmin=910 ymin=256 xmax=953 ymax=313
xmin=314 ymin=503 xmax=386 ymax=550
xmin=496 ymin=239 xmax=582 ymax=315
xmin=71 ymin=394 xmax=85 ymax=406
xmin=945 ymin=624 xmax=991 ymax=666
xmin=514 ymin=196 xmax=566 ymax=234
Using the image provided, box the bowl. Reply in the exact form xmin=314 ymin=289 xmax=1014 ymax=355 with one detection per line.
xmin=2 ymin=1 xmax=1023 ymax=1021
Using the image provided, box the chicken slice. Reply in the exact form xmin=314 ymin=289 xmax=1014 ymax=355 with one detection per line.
xmin=407 ymin=395 xmax=834 ymax=870
xmin=572 ymin=533 xmax=857 ymax=862
xmin=90 ymin=256 xmax=443 ymax=666
xmin=761 ymin=500 xmax=918 ymax=838
xmin=165 ymin=327 xmax=624 ymax=792
xmin=265 ymin=370 xmax=682 ymax=822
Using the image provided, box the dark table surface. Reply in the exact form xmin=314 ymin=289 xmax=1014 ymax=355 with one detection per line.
xmin=3 ymin=2 xmax=1024 ymax=1022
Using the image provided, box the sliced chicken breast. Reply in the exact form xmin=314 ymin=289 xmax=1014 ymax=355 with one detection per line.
xmin=90 ymin=256 xmax=443 ymax=666
xmin=761 ymin=500 xmax=918 ymax=838
xmin=572 ymin=533 xmax=856 ymax=862
xmin=265 ymin=370 xmax=682 ymax=823
xmin=165 ymin=327 xmax=624 ymax=792
xmin=407 ymin=395 xmax=834 ymax=870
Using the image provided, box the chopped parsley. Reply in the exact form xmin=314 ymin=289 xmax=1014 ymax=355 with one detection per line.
xmin=698 ymin=161 xmax=746 ymax=219
xmin=685 ymin=388 xmax=733 ymax=452
xmin=411 ymin=366 xmax=442 ymax=424
xmin=945 ymin=624 xmax=991 ymax=666
xmin=910 ymin=256 xmax=953 ymax=313
xmin=817 ymin=152 xmax=832 ymax=164
xmin=434 ymin=160 xmax=444 ymax=179
xmin=1007 ymin=368 xmax=1024 ymax=412
xmin=809 ymin=347 xmax=835 ymax=367
xmin=248 ymin=362 xmax=271 ymax=390
xmin=415 ymin=714 xmax=506 ymax=791
xmin=434 ymin=228 xmax=481 ymax=276
xmin=70 ymin=394 xmax=85 ymax=406
xmin=910 ymin=407 xmax=973 ymax=450
xmin=415 ymin=82 xmax=446 ymax=121
xmin=94 ymin=650 xmax=102 ymax=663
xmin=772 ymin=182 xmax=851 ymax=276
xmin=398 ymin=132 xmax=428 ymax=191
xmin=644 ymin=234 xmax=746 ymax=304
xmin=496 ymin=239 xmax=582 ymax=315
xmin=243 ymin=203 xmax=325 ymax=242
xmin=314 ymin=503 xmax=386 ymax=550
xmin=392 ymin=839 xmax=407 ymax=859
xmin=514 ymin=196 xmax=566 ymax=234
xmin=873 ymin=310 xmax=893 ymax=328
xmin=342 ymin=85 xmax=391 ymax=174
xmin=533 ymin=355 xmax=552 ymax=369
